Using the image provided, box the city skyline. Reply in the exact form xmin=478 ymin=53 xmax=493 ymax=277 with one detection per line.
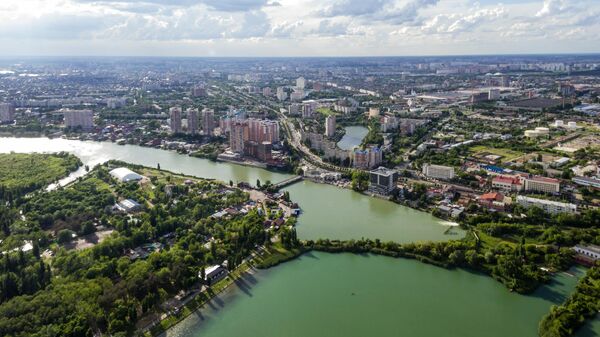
xmin=0 ymin=0 xmax=599 ymax=57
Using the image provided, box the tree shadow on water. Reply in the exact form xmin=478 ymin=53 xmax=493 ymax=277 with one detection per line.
xmin=234 ymin=276 xmax=254 ymax=297
xmin=530 ymin=278 xmax=569 ymax=304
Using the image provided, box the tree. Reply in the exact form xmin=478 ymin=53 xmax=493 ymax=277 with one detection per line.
xmin=57 ymin=229 xmax=75 ymax=244
xmin=351 ymin=170 xmax=369 ymax=192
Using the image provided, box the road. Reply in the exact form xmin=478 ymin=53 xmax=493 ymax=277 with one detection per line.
xmin=225 ymin=84 xmax=354 ymax=173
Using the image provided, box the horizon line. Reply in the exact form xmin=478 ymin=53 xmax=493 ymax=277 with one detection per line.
xmin=1 ymin=51 xmax=600 ymax=60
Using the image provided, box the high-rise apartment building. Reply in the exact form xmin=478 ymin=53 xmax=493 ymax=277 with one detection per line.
xmin=192 ymin=85 xmax=207 ymax=97
xmin=230 ymin=121 xmax=247 ymax=154
xmin=63 ymin=109 xmax=94 ymax=129
xmin=202 ymin=108 xmax=215 ymax=136
xmin=170 ymin=107 xmax=182 ymax=134
xmin=325 ymin=115 xmax=336 ymax=138
xmin=353 ymin=146 xmax=382 ymax=169
xmin=0 ymin=103 xmax=15 ymax=123
xmin=187 ymin=108 xmax=199 ymax=135
xmin=296 ymin=77 xmax=306 ymax=89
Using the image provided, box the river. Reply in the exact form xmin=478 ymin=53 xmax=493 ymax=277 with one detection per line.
xmin=162 ymin=252 xmax=594 ymax=337
xmin=0 ymin=137 xmax=460 ymax=243
xmin=337 ymin=126 xmax=368 ymax=150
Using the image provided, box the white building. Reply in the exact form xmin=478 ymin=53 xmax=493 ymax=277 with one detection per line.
xmin=110 ymin=167 xmax=143 ymax=183
xmin=325 ymin=115 xmax=336 ymax=138
xmin=63 ymin=109 xmax=94 ymax=129
xmin=276 ymin=87 xmax=287 ymax=101
xmin=296 ymin=77 xmax=306 ymax=89
xmin=523 ymin=176 xmax=560 ymax=194
xmin=201 ymin=265 xmax=228 ymax=285
xmin=516 ymin=195 xmax=577 ymax=215
xmin=422 ymin=164 xmax=455 ymax=180
xmin=573 ymin=245 xmax=600 ymax=262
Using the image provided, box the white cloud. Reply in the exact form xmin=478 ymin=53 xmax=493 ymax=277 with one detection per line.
xmin=0 ymin=0 xmax=598 ymax=56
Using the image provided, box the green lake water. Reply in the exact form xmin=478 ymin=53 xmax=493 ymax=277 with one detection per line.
xmin=163 ymin=252 xmax=591 ymax=337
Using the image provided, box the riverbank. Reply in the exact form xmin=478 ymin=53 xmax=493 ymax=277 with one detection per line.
xmin=142 ymin=244 xmax=303 ymax=337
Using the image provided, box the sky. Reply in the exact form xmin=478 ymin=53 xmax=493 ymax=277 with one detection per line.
xmin=0 ymin=0 xmax=599 ymax=57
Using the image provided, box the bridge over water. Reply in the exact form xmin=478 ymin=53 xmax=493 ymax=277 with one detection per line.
xmin=272 ymin=175 xmax=303 ymax=189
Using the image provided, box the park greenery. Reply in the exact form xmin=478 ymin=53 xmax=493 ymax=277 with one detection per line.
xmin=0 ymin=159 xmax=290 ymax=337
xmin=0 ymin=152 xmax=81 ymax=203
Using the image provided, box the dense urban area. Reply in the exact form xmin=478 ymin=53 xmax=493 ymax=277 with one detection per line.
xmin=0 ymin=55 xmax=599 ymax=337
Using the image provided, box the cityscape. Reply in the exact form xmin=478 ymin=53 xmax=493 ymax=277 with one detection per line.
xmin=1 ymin=1 xmax=600 ymax=337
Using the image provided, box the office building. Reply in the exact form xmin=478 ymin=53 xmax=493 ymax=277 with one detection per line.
xmin=369 ymin=167 xmax=398 ymax=194
xmin=0 ymin=103 xmax=15 ymax=123
xmin=202 ymin=108 xmax=215 ymax=136
xmin=296 ymin=77 xmax=306 ymax=89
xmin=187 ymin=108 xmax=199 ymax=135
xmin=169 ymin=107 xmax=182 ymax=134
xmin=516 ymin=196 xmax=576 ymax=214
xmin=325 ymin=115 xmax=336 ymax=138
xmin=422 ymin=164 xmax=455 ymax=180
xmin=63 ymin=109 xmax=94 ymax=130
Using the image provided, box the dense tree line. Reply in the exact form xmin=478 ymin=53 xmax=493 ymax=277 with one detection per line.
xmin=0 ymin=248 xmax=51 ymax=304
xmin=304 ymin=237 xmax=570 ymax=294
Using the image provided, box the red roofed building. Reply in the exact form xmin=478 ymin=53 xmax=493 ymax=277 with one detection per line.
xmin=491 ymin=176 xmax=523 ymax=192
xmin=478 ymin=192 xmax=506 ymax=211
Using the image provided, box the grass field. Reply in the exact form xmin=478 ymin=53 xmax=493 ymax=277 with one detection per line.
xmin=469 ymin=145 xmax=524 ymax=163
xmin=316 ymin=107 xmax=338 ymax=116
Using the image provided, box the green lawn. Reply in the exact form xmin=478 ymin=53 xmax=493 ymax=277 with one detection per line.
xmin=317 ymin=107 xmax=338 ymax=116
xmin=469 ymin=145 xmax=524 ymax=163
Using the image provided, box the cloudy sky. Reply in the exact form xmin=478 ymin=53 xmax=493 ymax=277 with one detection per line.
xmin=0 ymin=0 xmax=599 ymax=57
